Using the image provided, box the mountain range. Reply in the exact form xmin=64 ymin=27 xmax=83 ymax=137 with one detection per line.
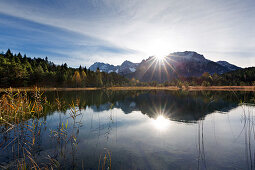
xmin=89 ymin=60 xmax=139 ymax=75
xmin=89 ymin=51 xmax=241 ymax=82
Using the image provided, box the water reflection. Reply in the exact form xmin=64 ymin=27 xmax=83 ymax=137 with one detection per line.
xmin=152 ymin=115 xmax=170 ymax=131
xmin=0 ymin=90 xmax=255 ymax=169
xmin=43 ymin=90 xmax=255 ymax=122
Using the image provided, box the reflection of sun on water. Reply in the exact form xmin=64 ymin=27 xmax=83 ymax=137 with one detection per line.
xmin=152 ymin=115 xmax=170 ymax=131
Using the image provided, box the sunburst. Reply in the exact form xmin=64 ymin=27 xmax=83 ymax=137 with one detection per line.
xmin=155 ymin=55 xmax=165 ymax=61
xmin=137 ymin=55 xmax=179 ymax=82
xmin=152 ymin=115 xmax=170 ymax=131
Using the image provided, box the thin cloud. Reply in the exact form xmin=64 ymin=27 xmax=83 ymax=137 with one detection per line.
xmin=0 ymin=12 xmax=137 ymax=67
xmin=0 ymin=0 xmax=254 ymax=67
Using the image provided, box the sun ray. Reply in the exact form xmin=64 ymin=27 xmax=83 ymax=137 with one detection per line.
xmin=162 ymin=59 xmax=170 ymax=80
xmin=150 ymin=59 xmax=160 ymax=81
xmin=138 ymin=55 xmax=182 ymax=82
xmin=163 ymin=57 xmax=180 ymax=78
xmin=138 ymin=57 xmax=158 ymax=79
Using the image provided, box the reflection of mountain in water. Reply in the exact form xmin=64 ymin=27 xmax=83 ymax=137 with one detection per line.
xmin=90 ymin=91 xmax=254 ymax=122
xmin=45 ymin=90 xmax=254 ymax=123
xmin=116 ymin=91 xmax=239 ymax=122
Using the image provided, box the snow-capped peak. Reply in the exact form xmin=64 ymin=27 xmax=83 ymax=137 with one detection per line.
xmin=89 ymin=60 xmax=139 ymax=75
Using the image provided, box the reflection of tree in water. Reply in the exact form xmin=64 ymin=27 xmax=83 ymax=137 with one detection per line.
xmin=48 ymin=98 xmax=115 ymax=169
xmin=44 ymin=90 xmax=144 ymax=110
xmin=43 ymin=90 xmax=255 ymax=123
xmin=1 ymin=90 xmax=254 ymax=169
xmin=114 ymin=91 xmax=255 ymax=122
xmin=41 ymin=90 xmax=255 ymax=169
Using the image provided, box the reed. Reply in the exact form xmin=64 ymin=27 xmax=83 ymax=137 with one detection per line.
xmin=0 ymin=87 xmax=47 ymax=124
xmin=0 ymin=87 xmax=59 ymax=169
xmin=98 ymin=148 xmax=112 ymax=170
xmin=0 ymin=87 xmax=115 ymax=169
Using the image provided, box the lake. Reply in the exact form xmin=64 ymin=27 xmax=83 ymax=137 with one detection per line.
xmin=1 ymin=90 xmax=255 ymax=169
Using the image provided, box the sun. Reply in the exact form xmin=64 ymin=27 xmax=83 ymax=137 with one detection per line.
xmin=152 ymin=115 xmax=170 ymax=131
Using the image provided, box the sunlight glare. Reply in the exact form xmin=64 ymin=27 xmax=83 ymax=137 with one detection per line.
xmin=152 ymin=115 xmax=170 ymax=131
xmin=155 ymin=55 xmax=165 ymax=61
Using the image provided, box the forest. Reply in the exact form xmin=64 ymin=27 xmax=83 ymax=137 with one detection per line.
xmin=130 ymin=67 xmax=255 ymax=87
xmin=0 ymin=49 xmax=255 ymax=88
xmin=0 ymin=49 xmax=129 ymax=88
xmin=166 ymin=67 xmax=255 ymax=87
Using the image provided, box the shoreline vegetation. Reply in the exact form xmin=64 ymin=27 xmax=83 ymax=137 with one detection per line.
xmin=0 ymin=87 xmax=113 ymax=169
xmin=0 ymin=86 xmax=254 ymax=92
xmin=1 ymin=49 xmax=255 ymax=89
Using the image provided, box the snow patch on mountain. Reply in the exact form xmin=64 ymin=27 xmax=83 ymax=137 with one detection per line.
xmin=129 ymin=68 xmax=136 ymax=72
xmin=89 ymin=60 xmax=139 ymax=75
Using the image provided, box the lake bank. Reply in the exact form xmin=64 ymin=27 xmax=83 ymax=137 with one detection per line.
xmin=0 ymin=86 xmax=255 ymax=92
xmin=185 ymin=86 xmax=255 ymax=91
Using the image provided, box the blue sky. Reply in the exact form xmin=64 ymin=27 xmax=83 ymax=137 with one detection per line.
xmin=0 ymin=0 xmax=254 ymax=67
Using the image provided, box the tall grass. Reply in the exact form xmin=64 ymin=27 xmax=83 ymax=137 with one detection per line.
xmin=0 ymin=87 xmax=47 ymax=124
xmin=0 ymin=87 xmax=59 ymax=169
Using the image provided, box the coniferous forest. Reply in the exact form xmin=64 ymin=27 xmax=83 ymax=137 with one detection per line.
xmin=0 ymin=49 xmax=129 ymax=88
xmin=1 ymin=49 xmax=255 ymax=88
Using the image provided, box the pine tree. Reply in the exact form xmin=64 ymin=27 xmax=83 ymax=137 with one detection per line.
xmin=79 ymin=65 xmax=82 ymax=72
xmin=5 ymin=49 xmax=12 ymax=57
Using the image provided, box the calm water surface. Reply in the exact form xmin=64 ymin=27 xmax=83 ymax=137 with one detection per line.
xmin=1 ymin=90 xmax=255 ymax=169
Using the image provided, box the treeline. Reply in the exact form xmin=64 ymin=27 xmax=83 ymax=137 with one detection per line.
xmin=129 ymin=69 xmax=255 ymax=87
xmin=1 ymin=49 xmax=254 ymax=88
xmin=0 ymin=49 xmax=129 ymax=87
xmin=179 ymin=68 xmax=255 ymax=87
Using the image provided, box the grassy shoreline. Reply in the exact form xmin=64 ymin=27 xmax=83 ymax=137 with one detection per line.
xmin=0 ymin=86 xmax=255 ymax=92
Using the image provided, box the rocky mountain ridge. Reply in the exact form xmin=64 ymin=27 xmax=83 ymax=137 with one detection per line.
xmin=89 ymin=51 xmax=241 ymax=82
